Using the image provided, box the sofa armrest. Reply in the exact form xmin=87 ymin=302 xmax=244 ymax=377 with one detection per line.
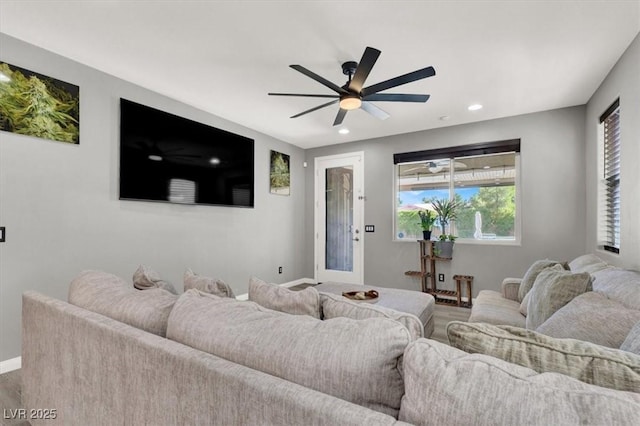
xmin=501 ymin=278 xmax=522 ymax=301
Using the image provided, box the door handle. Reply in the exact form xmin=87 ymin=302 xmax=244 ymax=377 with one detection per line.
xmin=353 ymin=237 xmax=360 ymax=242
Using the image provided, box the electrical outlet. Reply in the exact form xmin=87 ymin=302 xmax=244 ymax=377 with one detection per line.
xmin=438 ymin=273 xmax=445 ymax=282
xmin=278 ymin=266 xmax=283 ymax=274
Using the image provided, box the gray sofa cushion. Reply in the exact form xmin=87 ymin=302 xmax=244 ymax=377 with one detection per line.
xmin=248 ymin=276 xmax=321 ymax=318
xmin=132 ymin=265 xmax=178 ymax=294
xmin=591 ymin=268 xmax=640 ymax=310
xmin=68 ymin=270 xmax=178 ymax=336
xmin=320 ymin=292 xmax=423 ymax=340
xmin=399 ymin=338 xmax=640 ymax=426
xmin=447 ymin=321 xmax=640 ymax=392
xmin=622 ymin=321 xmax=640 ymax=355
xmin=525 ymin=265 xmax=592 ymax=330
xmin=166 ymin=289 xmax=409 ymax=417
xmin=518 ymin=259 xmax=561 ymax=301
xmin=468 ymin=290 xmax=526 ymax=327
xmin=183 ymin=268 xmax=235 ymax=298
xmin=569 ymin=253 xmax=610 ymax=274
xmin=536 ymin=292 xmax=640 ymax=348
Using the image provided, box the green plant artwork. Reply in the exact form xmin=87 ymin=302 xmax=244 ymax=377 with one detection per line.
xmin=0 ymin=62 xmax=79 ymax=144
xmin=270 ymin=150 xmax=290 ymax=195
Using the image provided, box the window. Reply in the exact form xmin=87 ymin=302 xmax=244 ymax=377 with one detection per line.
xmin=394 ymin=140 xmax=520 ymax=243
xmin=598 ymin=99 xmax=621 ymax=253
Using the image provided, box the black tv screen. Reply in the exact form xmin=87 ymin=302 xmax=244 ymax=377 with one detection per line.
xmin=119 ymin=99 xmax=254 ymax=207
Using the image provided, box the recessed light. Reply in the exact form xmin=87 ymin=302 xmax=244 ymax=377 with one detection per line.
xmin=439 ymin=115 xmax=450 ymax=121
xmin=483 ymin=165 xmax=490 ymax=169
xmin=468 ymin=104 xmax=483 ymax=111
xmin=209 ymin=157 xmax=221 ymax=165
xmin=338 ymin=128 xmax=350 ymax=135
xmin=148 ymin=155 xmax=163 ymax=161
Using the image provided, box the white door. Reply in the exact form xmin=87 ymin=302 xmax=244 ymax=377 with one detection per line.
xmin=315 ymin=152 xmax=364 ymax=284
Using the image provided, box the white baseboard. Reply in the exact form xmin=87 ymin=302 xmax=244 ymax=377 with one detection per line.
xmin=235 ymin=277 xmax=317 ymax=300
xmin=0 ymin=356 xmax=21 ymax=374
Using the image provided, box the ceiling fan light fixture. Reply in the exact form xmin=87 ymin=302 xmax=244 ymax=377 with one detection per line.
xmin=339 ymin=96 xmax=362 ymax=111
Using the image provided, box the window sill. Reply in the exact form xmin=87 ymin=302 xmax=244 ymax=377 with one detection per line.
xmin=394 ymin=238 xmax=521 ymax=246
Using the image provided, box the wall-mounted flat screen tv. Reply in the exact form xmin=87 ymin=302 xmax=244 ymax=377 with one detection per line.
xmin=119 ymin=99 xmax=254 ymax=207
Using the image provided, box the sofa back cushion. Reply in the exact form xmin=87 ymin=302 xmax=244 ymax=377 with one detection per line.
xmin=568 ymin=254 xmax=610 ymax=275
xmin=591 ymin=268 xmax=640 ymax=311
xmin=525 ymin=265 xmax=592 ymax=330
xmin=399 ymin=339 xmax=640 ymax=426
xmin=68 ymin=270 xmax=178 ymax=336
xmin=446 ymin=321 xmax=640 ymax=392
xmin=622 ymin=321 xmax=640 ymax=355
xmin=248 ymin=276 xmax=321 ymax=318
xmin=166 ymin=289 xmax=409 ymax=417
xmin=536 ymin=292 xmax=640 ymax=348
xmin=320 ymin=292 xmax=423 ymax=340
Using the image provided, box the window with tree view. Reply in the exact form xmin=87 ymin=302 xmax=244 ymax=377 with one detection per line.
xmin=394 ymin=141 xmax=520 ymax=242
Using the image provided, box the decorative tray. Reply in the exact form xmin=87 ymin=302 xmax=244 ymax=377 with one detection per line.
xmin=342 ymin=290 xmax=379 ymax=303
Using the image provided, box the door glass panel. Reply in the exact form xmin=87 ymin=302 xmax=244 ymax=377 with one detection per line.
xmin=325 ymin=166 xmax=353 ymax=271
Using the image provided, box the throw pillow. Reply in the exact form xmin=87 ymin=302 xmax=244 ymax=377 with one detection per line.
xmin=248 ymin=276 xmax=321 ymax=318
xmin=399 ymin=338 xmax=640 ymax=426
xmin=320 ymin=292 xmax=424 ymax=340
xmin=518 ymin=259 xmax=561 ymax=302
xmin=621 ymin=321 xmax=640 ymax=355
xmin=183 ymin=268 xmax=235 ymax=298
xmin=69 ymin=270 xmax=178 ymax=336
xmin=133 ymin=265 xmax=178 ymax=294
xmin=446 ymin=321 xmax=640 ymax=392
xmin=535 ymin=292 xmax=640 ymax=348
xmin=525 ymin=264 xmax=591 ymax=330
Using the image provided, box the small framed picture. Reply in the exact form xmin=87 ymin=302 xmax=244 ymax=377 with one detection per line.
xmin=270 ymin=150 xmax=290 ymax=196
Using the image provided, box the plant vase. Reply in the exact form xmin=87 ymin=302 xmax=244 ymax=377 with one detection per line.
xmin=422 ymin=230 xmax=432 ymax=240
xmin=435 ymin=241 xmax=454 ymax=258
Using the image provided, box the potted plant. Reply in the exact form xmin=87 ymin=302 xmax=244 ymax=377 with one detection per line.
xmin=431 ymin=198 xmax=461 ymax=258
xmin=417 ymin=210 xmax=436 ymax=240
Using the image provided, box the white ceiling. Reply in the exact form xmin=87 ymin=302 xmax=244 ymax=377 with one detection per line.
xmin=1 ymin=1 xmax=638 ymax=149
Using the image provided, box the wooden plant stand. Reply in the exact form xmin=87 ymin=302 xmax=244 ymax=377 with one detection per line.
xmin=404 ymin=240 xmax=473 ymax=308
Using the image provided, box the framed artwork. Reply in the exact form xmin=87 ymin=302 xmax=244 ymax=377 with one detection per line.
xmin=0 ymin=62 xmax=80 ymax=144
xmin=270 ymin=150 xmax=290 ymax=195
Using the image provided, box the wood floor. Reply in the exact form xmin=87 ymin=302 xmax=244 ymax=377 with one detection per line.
xmin=0 ymin=301 xmax=469 ymax=425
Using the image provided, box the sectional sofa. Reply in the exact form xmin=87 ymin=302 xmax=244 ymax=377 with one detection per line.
xmin=21 ymin=269 xmax=640 ymax=425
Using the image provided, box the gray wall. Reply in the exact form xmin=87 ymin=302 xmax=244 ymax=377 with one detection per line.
xmin=0 ymin=34 xmax=306 ymax=361
xmin=585 ymin=33 xmax=640 ymax=270
xmin=305 ymin=107 xmax=587 ymax=295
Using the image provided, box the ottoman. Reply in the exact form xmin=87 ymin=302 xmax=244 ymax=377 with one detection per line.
xmin=314 ymin=282 xmax=436 ymax=338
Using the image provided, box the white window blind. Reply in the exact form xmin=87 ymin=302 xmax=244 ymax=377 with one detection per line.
xmin=600 ymin=99 xmax=620 ymax=253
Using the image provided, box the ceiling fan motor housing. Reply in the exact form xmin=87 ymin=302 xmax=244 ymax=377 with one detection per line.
xmin=342 ymin=61 xmax=359 ymax=77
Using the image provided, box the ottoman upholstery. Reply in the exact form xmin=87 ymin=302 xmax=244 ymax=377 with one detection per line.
xmin=314 ymin=282 xmax=435 ymax=337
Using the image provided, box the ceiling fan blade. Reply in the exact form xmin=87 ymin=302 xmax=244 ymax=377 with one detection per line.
xmin=361 ymin=101 xmax=390 ymax=120
xmin=333 ymin=108 xmax=348 ymax=126
xmin=348 ymin=46 xmax=381 ymax=93
xmin=361 ymin=66 xmax=436 ymax=97
xmin=290 ymin=99 xmax=339 ymax=119
xmin=268 ymin=93 xmax=339 ymax=98
xmin=363 ymin=93 xmax=430 ymax=103
xmin=290 ymin=65 xmax=349 ymax=95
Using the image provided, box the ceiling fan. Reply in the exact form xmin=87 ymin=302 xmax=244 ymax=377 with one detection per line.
xmin=269 ymin=46 xmax=435 ymax=126
xmin=403 ymin=160 xmax=467 ymax=174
